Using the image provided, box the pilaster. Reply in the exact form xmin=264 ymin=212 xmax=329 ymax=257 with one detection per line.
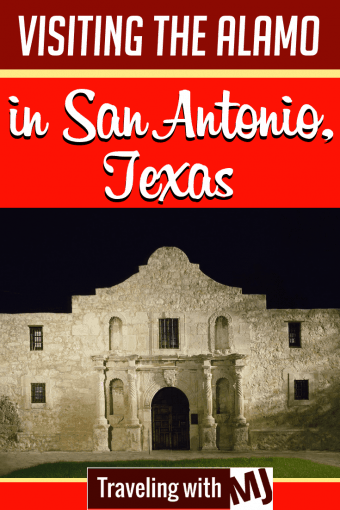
xmin=92 ymin=356 xmax=110 ymax=452
xmin=201 ymin=360 xmax=217 ymax=450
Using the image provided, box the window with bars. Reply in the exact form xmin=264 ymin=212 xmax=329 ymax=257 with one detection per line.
xmin=30 ymin=326 xmax=43 ymax=351
xmin=159 ymin=318 xmax=179 ymax=349
xmin=289 ymin=322 xmax=301 ymax=348
xmin=31 ymin=383 xmax=46 ymax=403
xmin=294 ymin=380 xmax=309 ymax=400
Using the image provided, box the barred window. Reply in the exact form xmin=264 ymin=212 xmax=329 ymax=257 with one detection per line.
xmin=294 ymin=380 xmax=309 ymax=400
xmin=30 ymin=326 xmax=43 ymax=351
xmin=159 ymin=318 xmax=179 ymax=349
xmin=289 ymin=322 xmax=301 ymax=348
xmin=31 ymin=383 xmax=46 ymax=403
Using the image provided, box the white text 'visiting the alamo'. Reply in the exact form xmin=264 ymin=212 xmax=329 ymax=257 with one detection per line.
xmin=0 ymin=247 xmax=339 ymax=452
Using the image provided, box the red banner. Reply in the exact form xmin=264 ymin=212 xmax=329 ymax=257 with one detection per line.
xmin=1 ymin=77 xmax=338 ymax=208
xmin=0 ymin=0 xmax=337 ymax=69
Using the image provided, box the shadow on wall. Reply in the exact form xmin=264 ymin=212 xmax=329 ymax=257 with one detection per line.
xmin=0 ymin=396 xmax=21 ymax=450
xmin=249 ymin=376 xmax=340 ymax=451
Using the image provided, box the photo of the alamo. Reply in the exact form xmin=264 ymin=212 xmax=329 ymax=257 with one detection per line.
xmin=1 ymin=247 xmax=339 ymax=452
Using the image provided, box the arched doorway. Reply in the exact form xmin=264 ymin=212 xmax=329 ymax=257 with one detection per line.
xmin=152 ymin=387 xmax=190 ymax=450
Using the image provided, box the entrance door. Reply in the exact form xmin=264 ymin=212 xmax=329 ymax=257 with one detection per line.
xmin=152 ymin=387 xmax=189 ymax=450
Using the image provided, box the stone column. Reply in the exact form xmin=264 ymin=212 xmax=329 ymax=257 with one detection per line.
xmin=126 ymin=359 xmax=142 ymax=451
xmin=234 ymin=366 xmax=247 ymax=425
xmin=233 ymin=364 xmax=249 ymax=451
xmin=127 ymin=370 xmax=140 ymax=426
xmin=203 ymin=372 xmax=214 ymax=424
xmin=93 ymin=358 xmax=110 ymax=451
xmin=201 ymin=360 xmax=217 ymax=450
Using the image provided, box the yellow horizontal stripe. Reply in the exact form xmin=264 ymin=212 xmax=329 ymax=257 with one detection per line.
xmin=0 ymin=69 xmax=339 ymax=78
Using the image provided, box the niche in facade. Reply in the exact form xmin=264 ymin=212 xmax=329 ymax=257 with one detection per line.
xmin=216 ymin=378 xmax=233 ymax=416
xmin=215 ymin=316 xmax=229 ymax=350
xmin=109 ymin=317 xmax=122 ymax=350
xmin=109 ymin=379 xmax=124 ymax=416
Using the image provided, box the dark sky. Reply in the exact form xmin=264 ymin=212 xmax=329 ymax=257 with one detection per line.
xmin=0 ymin=208 xmax=339 ymax=313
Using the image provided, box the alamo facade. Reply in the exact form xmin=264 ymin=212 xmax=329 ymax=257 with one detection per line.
xmin=0 ymin=247 xmax=339 ymax=452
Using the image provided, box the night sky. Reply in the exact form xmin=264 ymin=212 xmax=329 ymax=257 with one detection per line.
xmin=0 ymin=208 xmax=339 ymax=313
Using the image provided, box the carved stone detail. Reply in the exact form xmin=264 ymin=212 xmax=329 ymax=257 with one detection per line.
xmin=143 ymin=371 xmax=196 ymax=410
xmin=201 ymin=362 xmax=217 ymax=450
xmin=127 ymin=370 xmax=140 ymax=426
xmin=164 ymin=369 xmax=177 ymax=387
xmin=234 ymin=365 xmax=247 ymax=425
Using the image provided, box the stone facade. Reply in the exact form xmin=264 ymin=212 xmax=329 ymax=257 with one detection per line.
xmin=0 ymin=247 xmax=339 ymax=452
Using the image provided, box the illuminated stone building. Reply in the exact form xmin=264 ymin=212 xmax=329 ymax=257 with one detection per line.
xmin=1 ymin=247 xmax=339 ymax=451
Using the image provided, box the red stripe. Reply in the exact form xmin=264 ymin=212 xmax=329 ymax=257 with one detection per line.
xmin=1 ymin=482 xmax=339 ymax=510
xmin=1 ymin=78 xmax=338 ymax=208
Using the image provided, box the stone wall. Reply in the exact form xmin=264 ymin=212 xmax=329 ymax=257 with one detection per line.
xmin=245 ymin=309 xmax=340 ymax=450
xmin=0 ymin=396 xmax=20 ymax=450
xmin=70 ymin=247 xmax=264 ymax=358
xmin=0 ymin=313 xmax=96 ymax=450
